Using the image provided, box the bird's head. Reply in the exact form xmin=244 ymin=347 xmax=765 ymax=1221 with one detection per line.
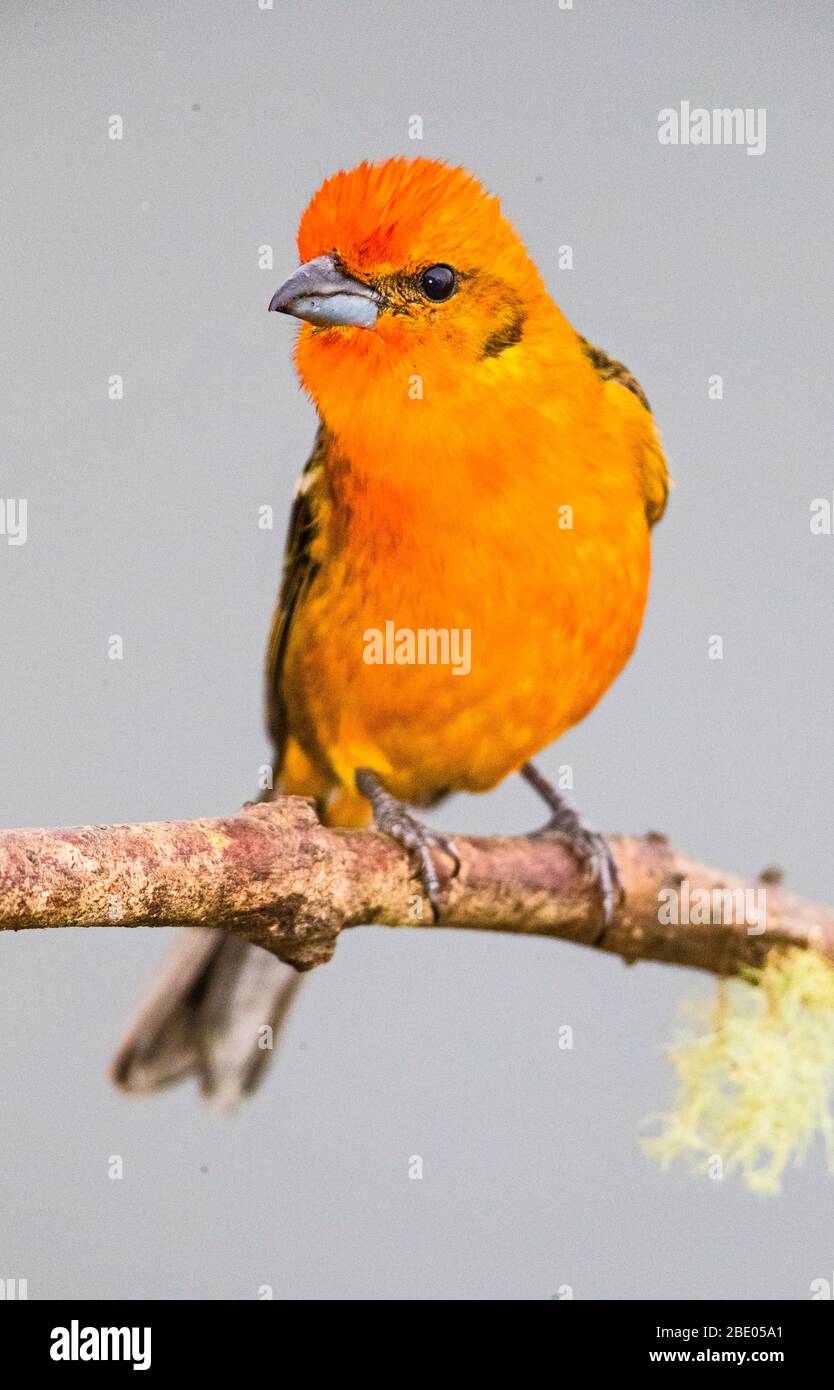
xmin=270 ymin=158 xmax=562 ymax=445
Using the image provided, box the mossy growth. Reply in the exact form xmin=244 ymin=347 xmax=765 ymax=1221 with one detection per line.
xmin=643 ymin=948 xmax=834 ymax=1194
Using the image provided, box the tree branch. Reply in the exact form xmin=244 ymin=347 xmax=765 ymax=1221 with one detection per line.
xmin=0 ymin=796 xmax=830 ymax=976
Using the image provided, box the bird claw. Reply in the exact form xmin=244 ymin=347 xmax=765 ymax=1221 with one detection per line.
xmin=580 ymin=830 xmax=624 ymax=935
xmin=534 ymin=817 xmax=623 ymax=936
xmin=377 ymin=812 xmax=460 ymax=921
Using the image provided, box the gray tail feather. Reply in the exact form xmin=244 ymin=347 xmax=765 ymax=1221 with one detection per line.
xmin=111 ymin=929 xmax=302 ymax=1110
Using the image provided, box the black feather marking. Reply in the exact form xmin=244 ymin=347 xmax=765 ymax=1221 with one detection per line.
xmin=578 ymin=335 xmax=651 ymax=413
xmin=482 ymin=308 xmax=526 ymax=359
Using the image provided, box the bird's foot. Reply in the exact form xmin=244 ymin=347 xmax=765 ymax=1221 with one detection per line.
xmin=521 ymin=761 xmax=623 ymax=935
xmin=355 ymin=769 xmax=460 ymax=921
xmin=533 ymin=815 xmax=623 ymax=931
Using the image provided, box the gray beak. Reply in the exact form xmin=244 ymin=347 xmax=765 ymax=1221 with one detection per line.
xmin=268 ymin=253 xmax=379 ymax=329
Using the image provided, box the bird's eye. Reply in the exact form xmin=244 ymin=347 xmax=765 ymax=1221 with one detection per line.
xmin=419 ymin=264 xmax=457 ymax=302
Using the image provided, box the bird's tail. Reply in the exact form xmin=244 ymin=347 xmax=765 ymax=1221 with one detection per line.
xmin=110 ymin=927 xmax=301 ymax=1110
xmin=111 ymin=744 xmax=371 ymax=1108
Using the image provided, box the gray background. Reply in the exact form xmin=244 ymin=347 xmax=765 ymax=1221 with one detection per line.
xmin=1 ymin=0 xmax=832 ymax=1300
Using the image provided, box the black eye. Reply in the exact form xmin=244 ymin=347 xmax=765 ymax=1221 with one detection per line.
xmin=419 ymin=263 xmax=457 ymax=302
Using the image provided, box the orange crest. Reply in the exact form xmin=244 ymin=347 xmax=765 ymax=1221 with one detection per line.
xmin=297 ymin=157 xmax=531 ymax=283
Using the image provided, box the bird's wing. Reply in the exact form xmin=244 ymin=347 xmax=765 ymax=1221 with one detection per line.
xmin=579 ymin=336 xmax=652 ymax=412
xmin=579 ymin=336 xmax=669 ymax=527
xmin=264 ymin=425 xmax=327 ymax=767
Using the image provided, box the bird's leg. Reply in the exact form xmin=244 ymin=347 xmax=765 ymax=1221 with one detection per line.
xmin=521 ymin=761 xmax=623 ymax=930
xmin=355 ymin=768 xmax=460 ymax=921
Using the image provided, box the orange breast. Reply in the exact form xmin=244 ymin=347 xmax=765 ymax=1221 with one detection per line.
xmin=281 ymin=400 xmax=652 ymax=804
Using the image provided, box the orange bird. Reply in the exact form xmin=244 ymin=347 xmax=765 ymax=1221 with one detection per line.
xmin=113 ymin=157 xmax=668 ymax=1105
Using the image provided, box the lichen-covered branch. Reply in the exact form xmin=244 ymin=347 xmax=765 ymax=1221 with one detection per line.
xmin=0 ymin=796 xmax=830 ymax=976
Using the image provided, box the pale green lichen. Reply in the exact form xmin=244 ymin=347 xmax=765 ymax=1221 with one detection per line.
xmin=643 ymin=949 xmax=834 ymax=1194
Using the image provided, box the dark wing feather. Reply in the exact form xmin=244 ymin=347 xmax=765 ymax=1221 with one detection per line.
xmin=264 ymin=426 xmax=325 ymax=767
xmin=579 ymin=335 xmax=668 ymax=527
xmin=578 ymin=335 xmax=651 ymax=413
